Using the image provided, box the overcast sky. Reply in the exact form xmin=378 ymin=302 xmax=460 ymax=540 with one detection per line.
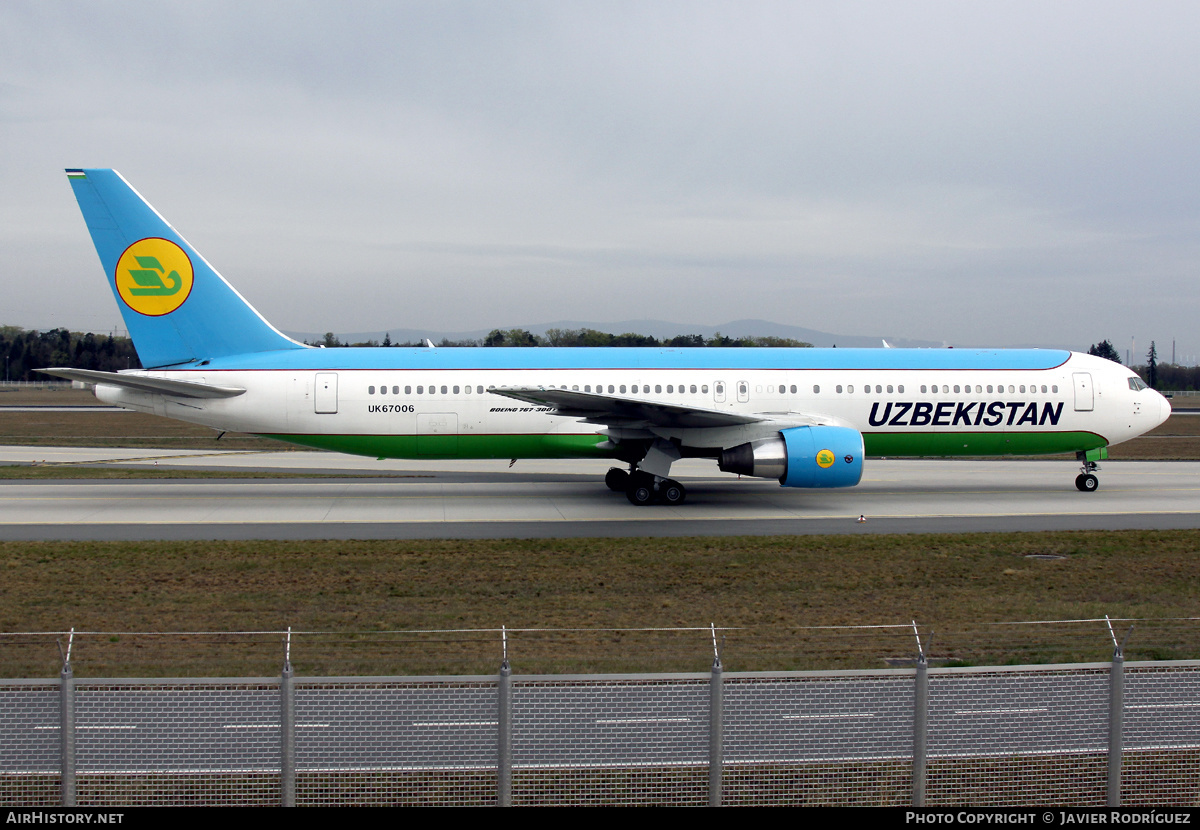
xmin=2 ymin=1 xmax=1197 ymax=361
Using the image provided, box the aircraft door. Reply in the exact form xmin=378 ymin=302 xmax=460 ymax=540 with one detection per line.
xmin=737 ymin=380 xmax=750 ymax=403
xmin=714 ymin=381 xmax=726 ymax=403
xmin=1073 ymin=372 xmax=1094 ymax=412
xmin=315 ymin=373 xmax=338 ymax=414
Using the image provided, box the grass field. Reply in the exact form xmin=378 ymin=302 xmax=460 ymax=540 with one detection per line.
xmin=2 ymin=531 xmax=1198 ymax=678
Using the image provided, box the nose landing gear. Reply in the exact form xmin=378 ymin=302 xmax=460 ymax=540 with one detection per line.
xmin=1075 ymin=460 xmax=1100 ymax=492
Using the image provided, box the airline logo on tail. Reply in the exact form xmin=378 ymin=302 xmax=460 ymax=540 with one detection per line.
xmin=114 ymin=238 xmax=193 ymax=316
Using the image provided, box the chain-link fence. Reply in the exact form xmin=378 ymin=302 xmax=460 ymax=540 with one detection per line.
xmin=6 ymin=617 xmax=1199 ymax=678
xmin=3 ymin=623 xmax=1200 ymax=806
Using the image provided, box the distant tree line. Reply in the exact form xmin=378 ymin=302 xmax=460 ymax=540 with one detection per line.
xmin=1092 ymin=338 xmax=1200 ymax=391
xmin=0 ymin=327 xmax=140 ymax=383
xmin=309 ymin=327 xmax=813 ymax=349
xmin=30 ymin=325 xmax=1198 ymax=392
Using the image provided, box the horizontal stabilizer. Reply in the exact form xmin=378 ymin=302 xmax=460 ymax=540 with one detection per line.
xmin=38 ymin=368 xmax=246 ymax=399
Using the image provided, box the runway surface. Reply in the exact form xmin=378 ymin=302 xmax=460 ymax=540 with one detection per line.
xmin=2 ymin=446 xmax=1199 ymax=540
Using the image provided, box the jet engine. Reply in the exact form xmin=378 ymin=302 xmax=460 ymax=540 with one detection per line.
xmin=718 ymin=425 xmax=864 ymax=488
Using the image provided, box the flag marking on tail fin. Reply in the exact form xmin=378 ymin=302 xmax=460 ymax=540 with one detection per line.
xmin=115 ymin=238 xmax=194 ymax=315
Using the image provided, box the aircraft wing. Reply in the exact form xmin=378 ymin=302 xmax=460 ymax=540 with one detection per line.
xmin=38 ymin=368 xmax=247 ymax=399
xmin=490 ymin=386 xmax=780 ymax=429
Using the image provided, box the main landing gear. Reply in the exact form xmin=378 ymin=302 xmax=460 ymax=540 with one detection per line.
xmin=1075 ymin=460 xmax=1100 ymax=492
xmin=605 ymin=467 xmax=687 ymax=506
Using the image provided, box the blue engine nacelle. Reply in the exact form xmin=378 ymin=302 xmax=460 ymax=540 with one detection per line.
xmin=718 ymin=425 xmax=864 ymax=488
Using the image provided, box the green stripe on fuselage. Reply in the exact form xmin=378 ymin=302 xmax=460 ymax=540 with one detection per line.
xmin=863 ymin=431 xmax=1106 ymax=457
xmin=258 ymin=430 xmax=1106 ymax=460
xmin=259 ymin=432 xmax=613 ymax=460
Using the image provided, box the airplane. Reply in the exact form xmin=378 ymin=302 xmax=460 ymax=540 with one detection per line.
xmin=43 ymin=168 xmax=1172 ymax=505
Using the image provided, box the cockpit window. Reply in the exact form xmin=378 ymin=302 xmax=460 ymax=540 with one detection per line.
xmin=1128 ymin=377 xmax=1149 ymax=391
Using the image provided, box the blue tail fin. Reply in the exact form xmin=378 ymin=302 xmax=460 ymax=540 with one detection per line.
xmin=65 ymin=169 xmax=305 ymax=368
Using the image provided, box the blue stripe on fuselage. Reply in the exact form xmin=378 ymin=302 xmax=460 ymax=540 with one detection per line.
xmin=184 ymin=347 xmax=1072 ymax=373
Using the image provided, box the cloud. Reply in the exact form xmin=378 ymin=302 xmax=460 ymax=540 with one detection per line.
xmin=2 ymin=1 xmax=1198 ymax=355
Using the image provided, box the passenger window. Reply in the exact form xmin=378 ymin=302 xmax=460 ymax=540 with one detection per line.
xmin=920 ymin=385 xmax=926 ymax=393
xmin=898 ymin=385 xmax=904 ymax=393
xmin=620 ymin=385 xmax=626 ymax=393
xmin=702 ymin=385 xmax=708 ymax=393
xmin=887 ymin=385 xmax=893 ymax=393
xmin=813 ymin=385 xmax=820 ymax=394
xmin=691 ymin=385 xmax=697 ymax=393
xmin=847 ymin=385 xmax=854 ymax=393
xmin=954 ymin=385 xmax=960 ymax=393
xmin=837 ymin=385 xmax=843 ymax=393
xmin=453 ymin=386 xmax=460 ymax=394
xmin=393 ymin=386 xmax=399 ymax=395
xmin=405 ymin=386 xmax=412 ymax=395
xmin=416 ymin=386 xmax=423 ymax=394
xmin=368 ymin=386 xmax=375 ymax=395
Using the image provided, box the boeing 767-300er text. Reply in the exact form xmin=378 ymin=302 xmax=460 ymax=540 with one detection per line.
xmin=43 ymin=169 xmax=1171 ymax=505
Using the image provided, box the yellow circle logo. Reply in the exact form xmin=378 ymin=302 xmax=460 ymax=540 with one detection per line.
xmin=114 ymin=238 xmax=194 ymax=316
xmin=816 ymin=449 xmax=836 ymax=468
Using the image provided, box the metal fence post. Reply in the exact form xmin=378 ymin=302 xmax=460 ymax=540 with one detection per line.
xmin=281 ymin=628 xmax=295 ymax=808
xmin=58 ymin=629 xmax=75 ymax=808
xmin=498 ymin=626 xmax=512 ymax=807
xmin=709 ymin=624 xmax=723 ymax=807
xmin=912 ymin=622 xmax=929 ymax=808
xmin=1106 ymin=617 xmax=1130 ymax=808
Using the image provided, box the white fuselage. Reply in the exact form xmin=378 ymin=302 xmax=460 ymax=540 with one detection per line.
xmin=95 ymin=351 xmax=1169 ymax=460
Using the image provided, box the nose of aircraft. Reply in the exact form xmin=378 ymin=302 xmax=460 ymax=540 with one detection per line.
xmin=1157 ymin=390 xmax=1173 ymax=427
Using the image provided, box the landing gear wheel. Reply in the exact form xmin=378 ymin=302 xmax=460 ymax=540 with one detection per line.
xmin=659 ymin=479 xmax=686 ymax=506
xmin=605 ymin=467 xmax=630 ymax=492
xmin=1076 ymin=473 xmax=1099 ymax=492
xmin=626 ymin=475 xmax=656 ymax=506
